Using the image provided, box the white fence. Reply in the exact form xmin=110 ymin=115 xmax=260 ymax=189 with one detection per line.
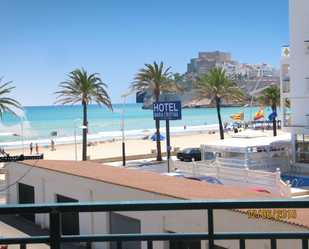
xmin=217 ymin=156 xmax=290 ymax=171
xmin=170 ymin=159 xmax=291 ymax=197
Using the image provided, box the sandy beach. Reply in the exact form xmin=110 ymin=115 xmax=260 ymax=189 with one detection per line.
xmin=3 ymin=129 xmax=289 ymax=161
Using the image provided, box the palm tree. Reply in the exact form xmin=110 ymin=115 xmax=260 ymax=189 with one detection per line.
xmin=255 ymin=85 xmax=280 ymax=136
xmin=54 ymin=68 xmax=113 ymax=161
xmin=0 ymin=76 xmax=23 ymax=118
xmin=131 ymin=61 xmax=184 ymax=161
xmin=190 ymin=67 xmax=245 ymax=140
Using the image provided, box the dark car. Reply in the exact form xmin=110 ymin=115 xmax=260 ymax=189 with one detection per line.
xmin=186 ymin=176 xmax=223 ymax=185
xmin=177 ymin=148 xmax=201 ymax=161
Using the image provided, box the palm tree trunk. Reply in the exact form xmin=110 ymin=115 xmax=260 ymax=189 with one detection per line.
xmin=82 ymin=101 xmax=87 ymax=161
xmin=273 ymin=119 xmax=277 ymax=136
xmin=155 ymin=93 xmax=162 ymax=161
xmin=216 ymin=98 xmax=224 ymax=140
xmin=156 ymin=119 xmax=162 ymax=161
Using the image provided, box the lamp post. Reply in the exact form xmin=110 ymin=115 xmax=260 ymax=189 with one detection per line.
xmin=249 ymin=80 xmax=277 ymax=128
xmin=249 ymin=77 xmax=263 ymax=128
xmin=20 ymin=116 xmax=27 ymax=155
xmin=74 ymin=118 xmax=87 ymax=161
xmin=121 ymin=89 xmax=140 ymax=166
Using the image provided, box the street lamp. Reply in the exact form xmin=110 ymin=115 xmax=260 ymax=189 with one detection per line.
xmin=121 ymin=89 xmax=140 ymax=166
xmin=249 ymin=77 xmax=263 ymax=128
xmin=74 ymin=119 xmax=87 ymax=161
xmin=249 ymin=80 xmax=277 ymax=128
xmin=20 ymin=116 xmax=27 ymax=155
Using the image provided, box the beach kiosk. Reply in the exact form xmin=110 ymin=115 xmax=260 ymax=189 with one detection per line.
xmin=200 ymin=132 xmax=292 ymax=171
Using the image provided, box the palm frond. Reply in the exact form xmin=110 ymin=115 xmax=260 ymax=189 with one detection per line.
xmin=0 ymin=76 xmax=23 ymax=118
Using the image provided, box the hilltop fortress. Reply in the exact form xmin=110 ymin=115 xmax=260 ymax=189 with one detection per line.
xmin=187 ymin=51 xmax=238 ymax=74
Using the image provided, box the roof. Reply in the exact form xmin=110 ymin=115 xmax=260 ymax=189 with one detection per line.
xmin=201 ymin=133 xmax=291 ymax=153
xmin=16 ymin=160 xmax=309 ymax=229
xmin=229 ymin=130 xmax=269 ymax=138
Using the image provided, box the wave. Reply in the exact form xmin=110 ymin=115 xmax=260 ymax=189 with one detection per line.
xmin=0 ymin=124 xmax=219 ymax=149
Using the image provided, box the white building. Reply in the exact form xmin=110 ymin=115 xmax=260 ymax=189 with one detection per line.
xmin=215 ymin=62 xmax=236 ymax=77
xmin=5 ymin=160 xmax=309 ymax=249
xmin=254 ymin=62 xmax=279 ymax=77
xmin=280 ymin=0 xmax=309 ymax=167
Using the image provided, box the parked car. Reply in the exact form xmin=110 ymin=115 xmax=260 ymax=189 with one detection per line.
xmin=161 ymin=172 xmax=186 ymax=178
xmin=186 ymin=176 xmax=223 ymax=185
xmin=177 ymin=148 xmax=201 ymax=161
xmin=245 ymin=188 xmax=270 ymax=194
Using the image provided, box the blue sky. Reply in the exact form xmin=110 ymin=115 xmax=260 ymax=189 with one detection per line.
xmin=1 ymin=0 xmax=289 ymax=107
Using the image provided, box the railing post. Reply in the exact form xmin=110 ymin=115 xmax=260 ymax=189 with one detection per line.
xmin=244 ymin=165 xmax=248 ymax=188
xmin=276 ymin=168 xmax=281 ymax=195
xmin=271 ymin=239 xmax=277 ymax=249
xmin=20 ymin=244 xmax=26 ymax=249
xmin=208 ymin=209 xmax=214 ymax=249
xmin=117 ymin=241 xmax=122 ymax=249
xmin=286 ymin=180 xmax=291 ymax=198
xmin=216 ymin=163 xmax=219 ymax=179
xmin=86 ymin=242 xmax=92 ymax=249
xmin=239 ymin=240 xmax=245 ymax=249
xmin=147 ymin=240 xmax=153 ymax=249
xmin=50 ymin=212 xmax=62 ymax=249
xmin=192 ymin=160 xmax=195 ymax=176
xmin=287 ymin=150 xmax=291 ymax=167
xmin=302 ymin=238 xmax=308 ymax=249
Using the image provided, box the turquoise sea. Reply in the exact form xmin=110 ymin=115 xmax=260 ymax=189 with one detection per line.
xmin=0 ymin=103 xmax=280 ymax=148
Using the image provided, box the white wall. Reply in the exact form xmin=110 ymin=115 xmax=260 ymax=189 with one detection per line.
xmin=287 ymin=0 xmax=309 ymax=128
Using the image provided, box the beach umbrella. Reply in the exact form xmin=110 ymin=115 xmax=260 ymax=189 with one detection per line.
xmin=224 ymin=122 xmax=230 ymax=126
xmin=150 ymin=134 xmax=165 ymax=141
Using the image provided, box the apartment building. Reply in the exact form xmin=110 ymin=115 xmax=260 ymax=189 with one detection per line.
xmin=280 ymin=0 xmax=309 ymax=166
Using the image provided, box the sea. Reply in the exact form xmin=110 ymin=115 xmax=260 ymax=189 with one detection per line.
xmin=0 ymin=104 xmax=280 ymax=148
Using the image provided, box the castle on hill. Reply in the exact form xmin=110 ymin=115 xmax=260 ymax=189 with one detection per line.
xmin=187 ymin=51 xmax=238 ymax=74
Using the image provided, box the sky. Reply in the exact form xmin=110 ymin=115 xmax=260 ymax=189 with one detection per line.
xmin=0 ymin=0 xmax=289 ymax=107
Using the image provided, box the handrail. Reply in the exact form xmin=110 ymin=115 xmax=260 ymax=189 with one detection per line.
xmin=296 ymin=179 xmax=304 ymax=188
xmin=0 ymin=200 xmax=309 ymax=249
xmin=291 ymin=179 xmax=298 ymax=187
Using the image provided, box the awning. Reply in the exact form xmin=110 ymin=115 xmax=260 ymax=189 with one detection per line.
xmin=201 ymin=133 xmax=291 ymax=153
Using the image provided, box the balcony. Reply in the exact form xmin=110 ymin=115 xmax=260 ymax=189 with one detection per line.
xmin=281 ymin=45 xmax=290 ymax=58
xmin=0 ymin=200 xmax=309 ymax=249
xmin=284 ymin=113 xmax=291 ymax=127
xmin=283 ymin=79 xmax=290 ymax=93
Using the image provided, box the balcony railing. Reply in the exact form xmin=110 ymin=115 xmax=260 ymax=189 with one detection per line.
xmin=284 ymin=113 xmax=291 ymax=127
xmin=283 ymin=79 xmax=290 ymax=93
xmin=0 ymin=200 xmax=309 ymax=249
xmin=281 ymin=45 xmax=290 ymax=58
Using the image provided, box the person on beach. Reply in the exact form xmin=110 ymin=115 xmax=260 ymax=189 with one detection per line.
xmin=30 ymin=143 xmax=33 ymax=154
xmin=184 ymin=125 xmax=186 ymax=130
xmin=36 ymin=143 xmax=39 ymax=154
xmin=51 ymin=140 xmax=56 ymax=151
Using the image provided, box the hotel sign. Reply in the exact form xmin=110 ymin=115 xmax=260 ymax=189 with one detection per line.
xmin=153 ymin=101 xmax=182 ymax=120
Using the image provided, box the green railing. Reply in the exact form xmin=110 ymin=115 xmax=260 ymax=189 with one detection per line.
xmin=0 ymin=199 xmax=308 ymax=249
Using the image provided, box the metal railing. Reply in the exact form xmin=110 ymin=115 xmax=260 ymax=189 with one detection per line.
xmin=0 ymin=200 xmax=309 ymax=249
xmin=283 ymin=79 xmax=290 ymax=93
